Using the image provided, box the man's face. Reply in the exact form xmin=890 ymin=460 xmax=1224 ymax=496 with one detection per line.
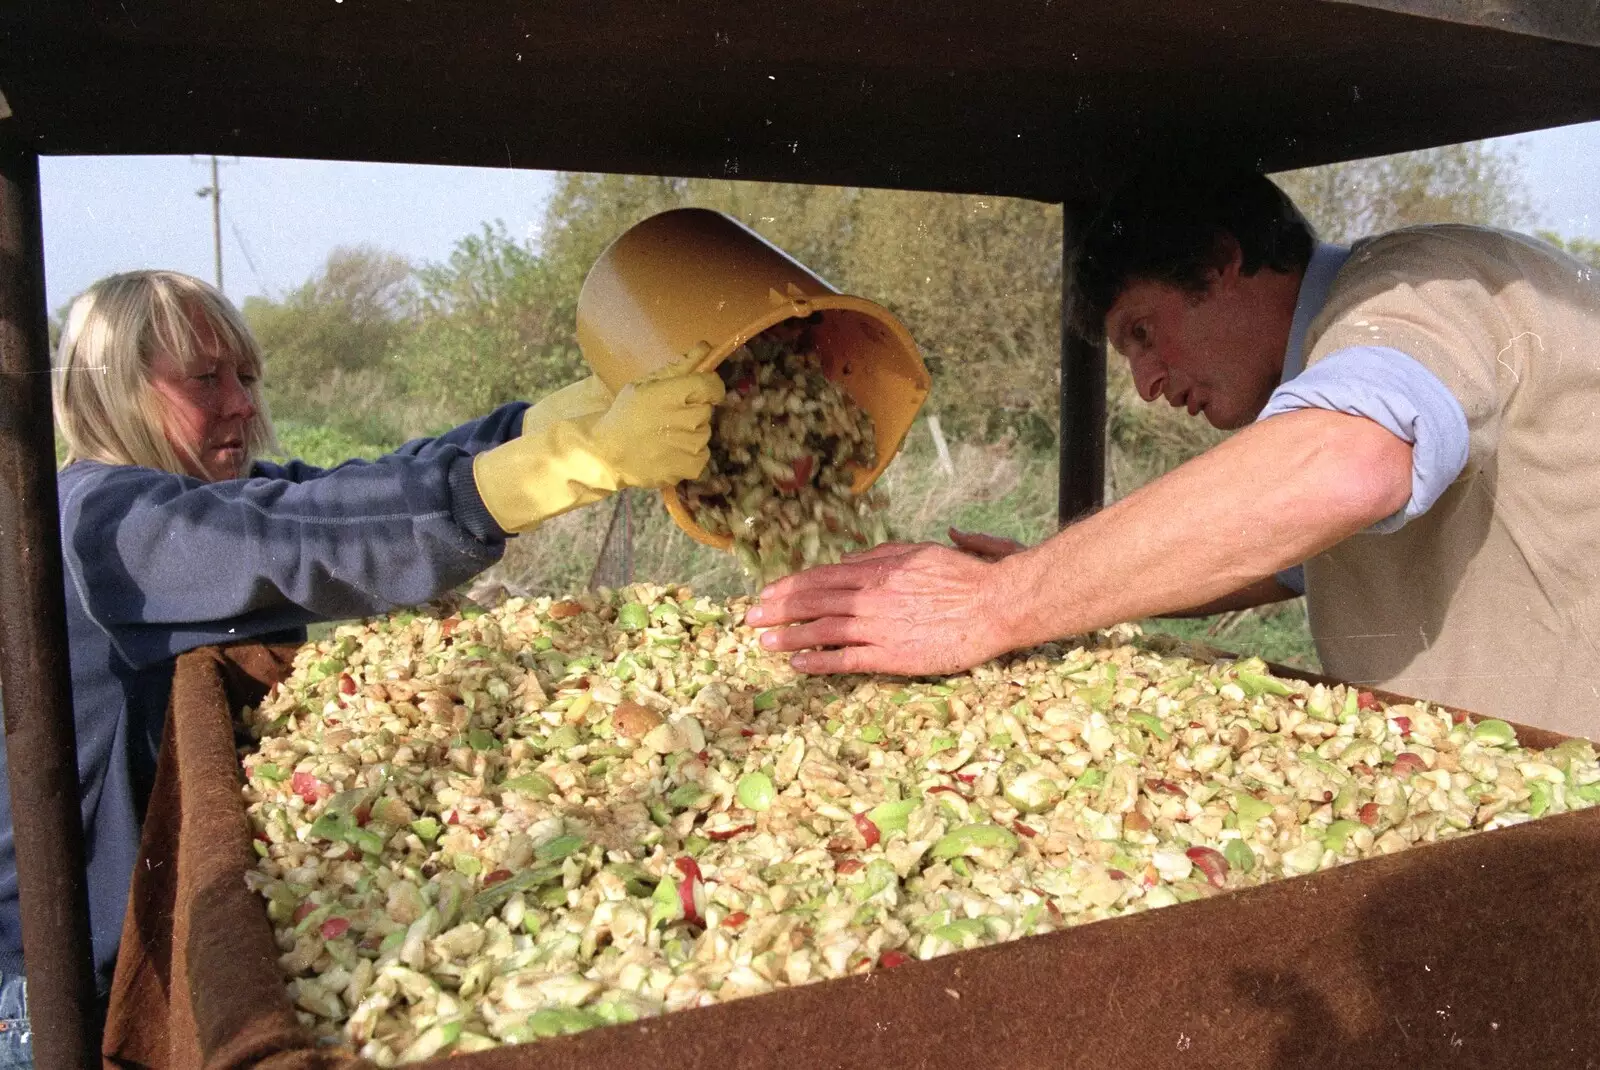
xmin=1103 ymin=256 xmax=1293 ymax=431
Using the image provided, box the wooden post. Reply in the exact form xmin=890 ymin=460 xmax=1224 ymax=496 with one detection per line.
xmin=926 ymin=414 xmax=955 ymax=477
xmin=0 ymin=132 xmax=101 ymax=1070
xmin=1059 ymin=204 xmax=1107 ymax=526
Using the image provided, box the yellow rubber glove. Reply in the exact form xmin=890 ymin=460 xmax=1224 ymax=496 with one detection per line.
xmin=473 ymin=371 xmax=726 ymax=534
xmin=520 ymin=375 xmax=614 ymax=434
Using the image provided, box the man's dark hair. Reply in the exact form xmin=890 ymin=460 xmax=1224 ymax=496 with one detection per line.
xmin=1070 ymin=165 xmax=1316 ymax=344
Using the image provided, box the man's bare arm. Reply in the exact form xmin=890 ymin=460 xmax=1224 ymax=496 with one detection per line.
xmin=749 ymin=409 xmax=1410 ymax=676
xmin=1163 ymin=576 xmax=1300 ymax=618
xmin=988 ymin=408 xmax=1410 ymax=653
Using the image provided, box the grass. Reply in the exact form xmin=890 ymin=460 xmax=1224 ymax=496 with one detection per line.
xmin=272 ymin=421 xmax=394 ymax=469
xmin=264 ymin=370 xmax=462 ymax=466
xmin=1138 ymin=601 xmax=1321 ymax=672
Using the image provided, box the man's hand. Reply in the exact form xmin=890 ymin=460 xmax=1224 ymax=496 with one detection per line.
xmin=744 ymin=541 xmax=1018 ymax=676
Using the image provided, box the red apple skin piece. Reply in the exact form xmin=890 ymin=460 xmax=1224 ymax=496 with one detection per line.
xmin=835 ymin=859 xmax=865 ymax=875
xmin=774 ymin=456 xmax=815 ymax=493
xmin=291 ymin=771 xmax=330 ymax=806
xmin=339 ymin=673 xmax=357 ymax=695
xmin=320 ymin=917 xmax=350 ymax=940
xmin=1359 ymin=802 xmax=1382 ymax=827
xmin=879 ymin=950 xmax=913 ymax=968
xmin=676 ymin=881 xmax=703 ymax=928
xmin=853 ymin=812 xmax=881 ymax=849
xmin=723 ymin=912 xmax=749 ymax=928
xmin=1391 ymin=752 xmax=1428 ymax=779
xmin=1392 ymin=715 xmax=1412 ymax=735
xmin=674 ymin=856 xmax=706 ymax=927
xmin=1186 ymin=846 xmax=1230 ymax=888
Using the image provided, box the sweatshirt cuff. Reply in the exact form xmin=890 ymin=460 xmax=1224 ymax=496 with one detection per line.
xmin=448 ymin=455 xmax=509 ymax=543
xmin=1275 ymin=564 xmax=1306 ymax=597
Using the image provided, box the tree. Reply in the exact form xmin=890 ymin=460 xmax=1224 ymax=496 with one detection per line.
xmin=1536 ymin=231 xmax=1600 ymax=271
xmin=1273 ymin=141 xmax=1532 ymax=243
xmin=537 ymin=173 xmax=861 ymax=290
xmin=245 ymin=245 xmax=414 ymax=398
xmin=831 ymin=189 xmax=1062 ymax=445
xmin=395 ymin=223 xmax=586 ymax=417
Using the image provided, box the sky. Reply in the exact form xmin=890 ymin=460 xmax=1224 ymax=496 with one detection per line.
xmin=36 ymin=119 xmax=1600 ymax=316
xmin=39 ymin=156 xmax=556 ymax=314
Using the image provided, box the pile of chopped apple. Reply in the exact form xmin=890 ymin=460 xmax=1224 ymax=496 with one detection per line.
xmin=678 ymin=316 xmax=885 ymax=584
xmin=240 ymin=585 xmax=1599 ymax=1065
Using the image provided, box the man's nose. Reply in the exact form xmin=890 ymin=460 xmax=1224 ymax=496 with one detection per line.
xmin=1130 ymin=355 xmax=1166 ymax=404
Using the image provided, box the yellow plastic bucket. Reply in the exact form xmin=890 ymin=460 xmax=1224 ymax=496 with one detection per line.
xmin=576 ymin=207 xmax=932 ymax=549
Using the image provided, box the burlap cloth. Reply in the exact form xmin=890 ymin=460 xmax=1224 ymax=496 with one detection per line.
xmin=103 ymin=643 xmax=1600 ymax=1070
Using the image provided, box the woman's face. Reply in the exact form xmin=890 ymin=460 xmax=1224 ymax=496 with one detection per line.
xmin=146 ymin=311 xmax=259 ymax=481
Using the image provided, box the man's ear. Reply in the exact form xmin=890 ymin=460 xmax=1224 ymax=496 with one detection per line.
xmin=1207 ymin=232 xmax=1244 ymax=290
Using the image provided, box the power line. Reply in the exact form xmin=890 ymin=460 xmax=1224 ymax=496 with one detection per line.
xmin=224 ymin=207 xmax=267 ymax=295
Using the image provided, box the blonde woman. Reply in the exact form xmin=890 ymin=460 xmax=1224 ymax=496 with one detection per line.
xmin=0 ymin=270 xmax=720 ymax=1046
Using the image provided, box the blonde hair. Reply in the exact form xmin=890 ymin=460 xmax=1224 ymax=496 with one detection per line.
xmin=52 ymin=270 xmax=279 ymax=476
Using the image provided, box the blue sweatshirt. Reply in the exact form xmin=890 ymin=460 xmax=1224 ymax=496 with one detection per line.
xmin=0 ymin=402 xmax=527 ymax=997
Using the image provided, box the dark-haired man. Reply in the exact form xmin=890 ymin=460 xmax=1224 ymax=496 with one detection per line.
xmin=747 ymin=169 xmax=1600 ymax=736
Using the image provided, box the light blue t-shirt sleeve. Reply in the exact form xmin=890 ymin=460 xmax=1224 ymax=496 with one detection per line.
xmin=1258 ymin=346 xmax=1470 ymax=534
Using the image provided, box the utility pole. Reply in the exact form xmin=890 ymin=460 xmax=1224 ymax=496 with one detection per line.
xmin=194 ymin=155 xmax=232 ymax=292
